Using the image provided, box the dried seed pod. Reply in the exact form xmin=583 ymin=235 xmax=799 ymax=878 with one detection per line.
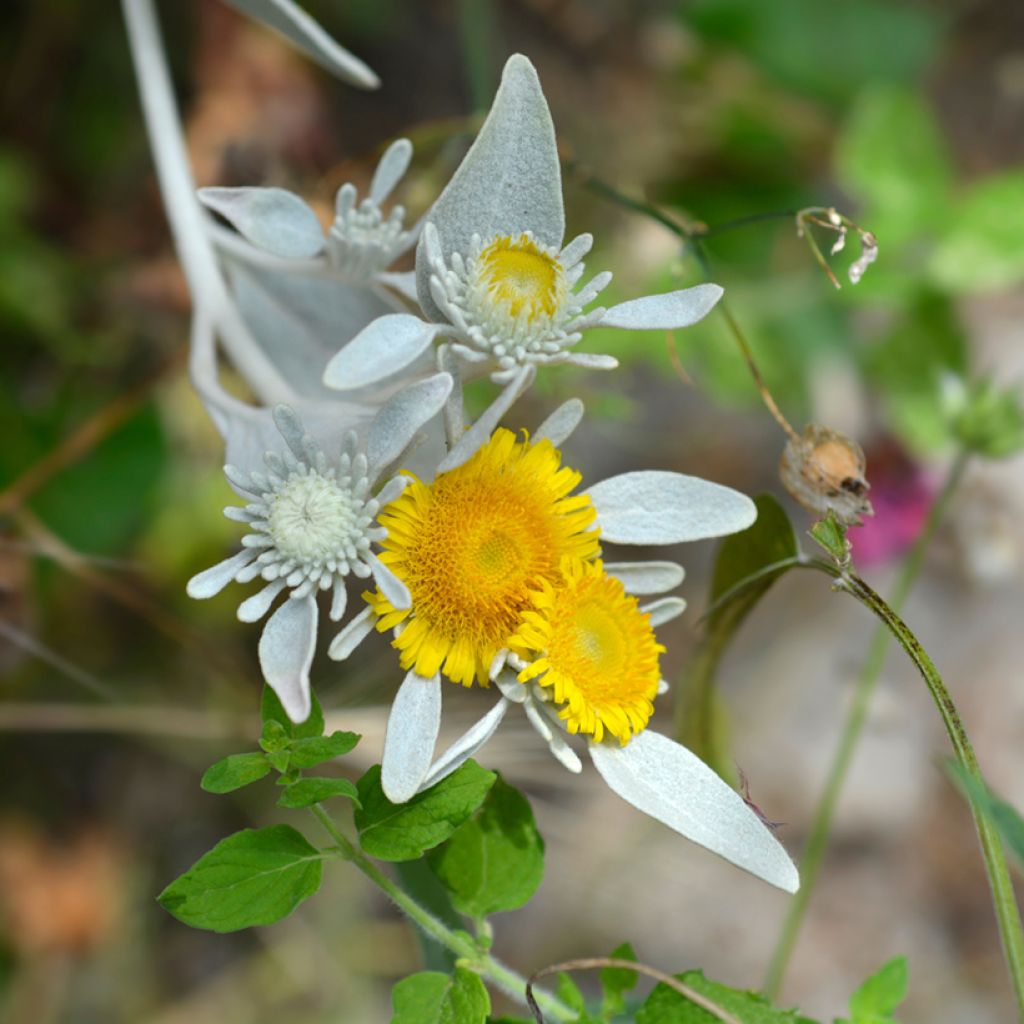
xmin=780 ymin=424 xmax=874 ymax=526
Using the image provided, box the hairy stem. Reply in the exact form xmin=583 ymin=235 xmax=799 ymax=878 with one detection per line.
xmin=308 ymin=805 xmax=575 ymax=1020
xmin=838 ymin=572 xmax=1024 ymax=1017
xmin=764 ymin=450 xmax=969 ymax=997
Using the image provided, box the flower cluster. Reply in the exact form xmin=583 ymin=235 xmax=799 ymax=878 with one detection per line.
xmin=184 ymin=53 xmax=799 ymax=894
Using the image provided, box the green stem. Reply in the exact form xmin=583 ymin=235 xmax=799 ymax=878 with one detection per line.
xmin=764 ymin=451 xmax=969 ymax=998
xmin=838 ymin=572 xmax=1024 ymax=1018
xmin=308 ymin=805 xmax=575 ymax=1021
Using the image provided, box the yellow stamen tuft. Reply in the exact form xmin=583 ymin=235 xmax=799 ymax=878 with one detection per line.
xmin=367 ymin=429 xmax=601 ymax=687
xmin=478 ymin=234 xmax=565 ymax=322
xmin=510 ymin=559 xmax=665 ymax=745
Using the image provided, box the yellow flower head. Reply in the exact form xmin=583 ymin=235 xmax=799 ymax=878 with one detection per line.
xmin=510 ymin=559 xmax=665 ymax=745
xmin=366 ymin=429 xmax=600 ymax=686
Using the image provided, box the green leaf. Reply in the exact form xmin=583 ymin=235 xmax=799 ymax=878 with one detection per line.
xmin=947 ymin=763 xmax=1024 ymax=870
xmin=428 ymin=776 xmax=544 ymax=917
xmin=391 ymin=968 xmax=491 ymax=1023
xmin=931 ymin=171 xmax=1024 ymax=293
xmin=30 ymin=403 xmax=168 ymax=555
xmin=356 ymin=762 xmax=497 ymax=862
xmin=601 ymin=942 xmax=639 ymax=1017
xmin=677 ymin=494 xmax=798 ymax=779
xmin=836 ymin=86 xmax=951 ymax=246
xmin=158 ymin=825 xmax=324 ymax=932
xmin=200 ymin=752 xmax=271 ymax=794
xmin=288 ymin=730 xmax=361 ymax=768
xmin=277 ymin=776 xmax=361 ymax=809
xmin=808 ymin=511 xmax=850 ymax=567
xmin=555 ymin=972 xmax=586 ymax=1013
xmin=261 ymin=684 xmax=324 ymax=740
xmin=847 ymin=956 xmax=908 ymax=1021
xmin=862 ymin=293 xmax=966 ymax=454
xmin=636 ymin=970 xmax=818 ymax=1023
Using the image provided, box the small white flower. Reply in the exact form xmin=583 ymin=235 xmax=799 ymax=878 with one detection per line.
xmin=200 ymin=138 xmax=419 ymax=298
xmin=322 ymin=55 xmax=724 ymax=464
xmin=187 ymin=375 xmax=453 ymax=722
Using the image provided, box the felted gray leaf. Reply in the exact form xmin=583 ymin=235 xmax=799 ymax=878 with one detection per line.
xmin=199 ymin=187 xmax=326 ymax=261
xmin=219 ymin=0 xmax=379 ymax=88
xmin=416 ymin=54 xmax=564 ymax=320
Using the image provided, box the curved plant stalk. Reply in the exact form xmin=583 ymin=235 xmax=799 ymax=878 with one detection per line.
xmin=764 ymin=450 xmax=969 ymax=997
xmin=799 ymin=515 xmax=1024 ymax=1018
xmin=526 ymin=958 xmax=742 ymax=1024
xmin=308 ymin=804 xmax=576 ymax=1021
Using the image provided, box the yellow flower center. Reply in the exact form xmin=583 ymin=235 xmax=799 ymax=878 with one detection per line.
xmin=511 ymin=560 xmax=665 ymax=745
xmin=367 ymin=430 xmax=600 ymax=686
xmin=477 ymin=234 xmax=565 ymax=322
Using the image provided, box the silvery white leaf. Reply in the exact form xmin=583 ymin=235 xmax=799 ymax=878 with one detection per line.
xmin=600 ymin=284 xmax=724 ymax=330
xmin=416 ymin=54 xmax=564 ymax=320
xmin=418 ymin=697 xmax=509 ymax=792
xmin=436 ymin=363 xmax=534 ymax=473
xmin=640 ymin=596 xmax=687 ymax=626
xmin=323 ymin=314 xmax=446 ymax=391
xmin=367 ymin=373 xmax=453 ymax=480
xmin=257 ymin=594 xmax=318 ymax=723
xmin=377 ymin=270 xmax=419 ymax=302
xmin=381 ymin=671 xmax=442 ymax=803
xmin=186 ymin=549 xmax=255 ymax=599
xmin=328 ymin=606 xmax=375 ymax=661
xmin=589 ymin=730 xmax=799 ymax=893
xmin=534 ymin=398 xmax=584 ymax=446
xmin=587 ymin=472 xmax=756 ymax=545
xmin=219 ymin=0 xmax=379 ymax=88
xmin=370 ymin=138 xmax=413 ymax=206
xmin=199 ymin=187 xmax=326 ymax=261
xmin=605 ymin=561 xmax=685 ymax=595
xmin=225 ymin=258 xmax=399 ymax=400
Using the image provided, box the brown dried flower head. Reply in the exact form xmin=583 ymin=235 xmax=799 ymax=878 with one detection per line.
xmin=779 ymin=424 xmax=874 ymax=526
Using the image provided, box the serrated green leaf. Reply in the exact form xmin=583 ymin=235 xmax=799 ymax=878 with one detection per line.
xmin=261 ymin=684 xmax=324 ymax=739
xmin=947 ymin=763 xmax=1024 ymax=870
xmin=158 ymin=825 xmax=324 ymax=932
xmin=288 ymin=730 xmax=361 ymax=768
xmin=601 ymin=942 xmax=639 ymax=1017
xmin=847 ymin=956 xmax=907 ymax=1021
xmin=930 ymin=171 xmax=1024 ymax=293
xmin=391 ymin=968 xmax=491 ymax=1023
xmin=200 ymin=752 xmax=271 ymax=794
xmin=265 ymin=750 xmax=291 ymax=773
xmin=808 ymin=512 xmax=850 ymax=567
xmin=356 ymin=762 xmax=496 ymax=862
xmin=636 ymin=970 xmax=819 ymax=1024
xmin=677 ymin=494 xmax=798 ymax=779
xmin=428 ymin=776 xmax=544 ymax=917
xmin=260 ymin=720 xmax=290 ymax=753
xmin=277 ymin=776 xmax=361 ymax=809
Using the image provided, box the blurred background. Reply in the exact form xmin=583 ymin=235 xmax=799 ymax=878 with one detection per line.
xmin=3 ymin=0 xmax=1024 ymax=1020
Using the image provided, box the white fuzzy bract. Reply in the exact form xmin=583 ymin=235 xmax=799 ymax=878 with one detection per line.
xmin=423 ymin=226 xmax=610 ymax=381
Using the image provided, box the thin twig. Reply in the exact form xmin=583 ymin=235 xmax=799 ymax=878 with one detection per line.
xmin=526 ymin=958 xmax=743 ymax=1024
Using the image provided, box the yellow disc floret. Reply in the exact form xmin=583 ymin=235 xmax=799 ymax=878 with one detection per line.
xmin=510 ymin=559 xmax=665 ymax=745
xmin=477 ymin=233 xmax=566 ymax=323
xmin=367 ymin=429 xmax=601 ymax=686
